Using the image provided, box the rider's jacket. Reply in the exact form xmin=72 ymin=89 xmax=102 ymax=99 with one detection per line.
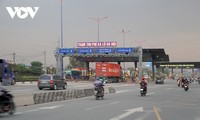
xmin=94 ymin=80 xmax=104 ymax=88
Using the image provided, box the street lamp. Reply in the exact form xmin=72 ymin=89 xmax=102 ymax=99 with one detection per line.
xmin=136 ymin=40 xmax=145 ymax=47
xmin=90 ymin=16 xmax=108 ymax=42
xmin=60 ymin=0 xmax=63 ymax=48
xmin=60 ymin=0 xmax=64 ymax=78
xmin=119 ymin=29 xmax=130 ymax=80
xmin=120 ymin=29 xmax=131 ymax=47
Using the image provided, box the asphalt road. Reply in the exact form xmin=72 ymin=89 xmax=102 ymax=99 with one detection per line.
xmin=1 ymin=81 xmax=96 ymax=95
xmin=1 ymin=79 xmax=200 ymax=120
xmin=2 ymin=81 xmax=134 ymax=95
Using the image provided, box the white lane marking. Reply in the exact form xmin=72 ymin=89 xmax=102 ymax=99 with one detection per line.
xmin=146 ymin=92 xmax=155 ymax=95
xmin=116 ymin=90 xmax=130 ymax=93
xmin=135 ymin=110 xmax=152 ymax=120
xmin=85 ymin=101 xmax=119 ymax=110
xmin=110 ymin=107 xmax=143 ymax=120
xmin=15 ymin=105 xmax=62 ymax=115
xmin=166 ymin=88 xmax=172 ymax=90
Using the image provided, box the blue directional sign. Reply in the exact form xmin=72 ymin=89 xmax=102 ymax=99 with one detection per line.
xmin=59 ymin=48 xmax=75 ymax=54
xmin=116 ymin=48 xmax=134 ymax=53
xmin=77 ymin=48 xmax=93 ymax=54
xmin=96 ymin=48 xmax=114 ymax=53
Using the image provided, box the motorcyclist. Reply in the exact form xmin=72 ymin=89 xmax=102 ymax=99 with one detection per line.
xmin=0 ymin=87 xmax=10 ymax=111
xmin=94 ymin=77 xmax=105 ymax=94
xmin=140 ymin=77 xmax=147 ymax=93
xmin=182 ymin=77 xmax=189 ymax=86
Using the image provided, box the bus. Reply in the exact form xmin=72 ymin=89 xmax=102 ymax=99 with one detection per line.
xmin=65 ymin=68 xmax=88 ymax=80
xmin=0 ymin=59 xmax=16 ymax=85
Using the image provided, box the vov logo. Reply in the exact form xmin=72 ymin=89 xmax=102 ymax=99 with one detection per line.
xmin=6 ymin=7 xmax=39 ymax=19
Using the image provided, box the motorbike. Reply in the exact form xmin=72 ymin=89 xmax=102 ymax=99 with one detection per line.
xmin=0 ymin=89 xmax=16 ymax=115
xmin=183 ymin=84 xmax=189 ymax=91
xmin=140 ymin=85 xmax=146 ymax=96
xmin=94 ymin=87 xmax=104 ymax=100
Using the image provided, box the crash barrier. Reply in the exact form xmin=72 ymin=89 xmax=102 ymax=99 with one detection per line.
xmin=14 ymin=87 xmax=115 ymax=107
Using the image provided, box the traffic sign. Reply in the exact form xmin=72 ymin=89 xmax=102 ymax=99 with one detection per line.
xmin=77 ymin=48 xmax=93 ymax=54
xmin=59 ymin=48 xmax=75 ymax=54
xmin=96 ymin=48 xmax=114 ymax=53
xmin=116 ymin=48 xmax=134 ymax=53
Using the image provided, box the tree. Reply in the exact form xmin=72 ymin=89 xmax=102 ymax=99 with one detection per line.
xmin=69 ymin=57 xmax=86 ymax=68
xmin=30 ymin=61 xmax=43 ymax=75
xmin=10 ymin=63 xmax=31 ymax=75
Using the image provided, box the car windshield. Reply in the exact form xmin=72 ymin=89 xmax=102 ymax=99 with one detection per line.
xmin=39 ymin=75 xmax=51 ymax=80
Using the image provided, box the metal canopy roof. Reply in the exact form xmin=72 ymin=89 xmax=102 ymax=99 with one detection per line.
xmin=156 ymin=62 xmax=200 ymax=68
xmin=67 ymin=48 xmax=170 ymax=63
xmin=142 ymin=48 xmax=169 ymax=62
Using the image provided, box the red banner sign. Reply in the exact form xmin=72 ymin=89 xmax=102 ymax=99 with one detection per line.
xmin=77 ymin=41 xmax=117 ymax=47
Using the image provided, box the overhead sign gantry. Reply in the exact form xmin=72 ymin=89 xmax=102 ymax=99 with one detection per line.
xmin=55 ymin=41 xmax=169 ymax=81
xmin=56 ymin=41 xmax=143 ymax=81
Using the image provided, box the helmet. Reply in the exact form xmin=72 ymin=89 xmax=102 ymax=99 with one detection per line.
xmin=96 ymin=77 xmax=100 ymax=81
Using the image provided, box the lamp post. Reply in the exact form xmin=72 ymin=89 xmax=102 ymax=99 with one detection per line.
xmin=90 ymin=16 xmax=108 ymax=42
xmin=136 ymin=40 xmax=145 ymax=47
xmin=119 ymin=29 xmax=130 ymax=80
xmin=60 ymin=0 xmax=64 ymax=78
xmin=121 ymin=29 xmax=131 ymax=47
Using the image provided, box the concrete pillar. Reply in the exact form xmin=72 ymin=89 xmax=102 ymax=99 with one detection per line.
xmin=162 ymin=68 xmax=164 ymax=73
xmin=86 ymin=61 xmax=89 ymax=80
xmin=181 ymin=68 xmax=183 ymax=74
xmin=134 ymin=61 xmax=137 ymax=69
xmin=152 ymin=61 xmax=155 ymax=81
xmin=192 ymin=68 xmax=194 ymax=78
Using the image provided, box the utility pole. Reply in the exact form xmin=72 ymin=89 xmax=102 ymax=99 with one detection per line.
xmin=55 ymin=0 xmax=64 ymax=77
xmin=119 ymin=29 xmax=131 ymax=80
xmin=120 ymin=29 xmax=131 ymax=47
xmin=44 ymin=51 xmax=46 ymax=74
xmin=136 ymin=40 xmax=145 ymax=46
xmin=90 ymin=16 xmax=108 ymax=42
xmin=12 ymin=53 xmax=15 ymax=64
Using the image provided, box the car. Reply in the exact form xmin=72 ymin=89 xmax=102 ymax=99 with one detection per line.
xmin=37 ymin=74 xmax=67 ymax=90
xmin=155 ymin=77 xmax=164 ymax=84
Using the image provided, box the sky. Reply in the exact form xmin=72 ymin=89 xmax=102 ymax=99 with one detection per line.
xmin=0 ymin=0 xmax=200 ymax=68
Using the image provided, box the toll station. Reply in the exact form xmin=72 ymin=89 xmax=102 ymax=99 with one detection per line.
xmin=55 ymin=41 xmax=170 ymax=81
xmin=155 ymin=62 xmax=200 ymax=77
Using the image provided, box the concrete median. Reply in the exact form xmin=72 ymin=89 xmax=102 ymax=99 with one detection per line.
xmin=14 ymin=87 xmax=116 ymax=107
xmin=14 ymin=94 xmax=35 ymax=107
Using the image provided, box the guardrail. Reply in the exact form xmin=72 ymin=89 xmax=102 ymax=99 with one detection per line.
xmin=14 ymin=86 xmax=116 ymax=107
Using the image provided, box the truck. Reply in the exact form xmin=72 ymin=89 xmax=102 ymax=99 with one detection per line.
xmin=95 ymin=62 xmax=122 ymax=83
xmin=0 ymin=59 xmax=16 ymax=85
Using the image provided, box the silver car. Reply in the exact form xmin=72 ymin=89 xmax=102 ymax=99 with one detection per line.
xmin=37 ymin=74 xmax=67 ymax=90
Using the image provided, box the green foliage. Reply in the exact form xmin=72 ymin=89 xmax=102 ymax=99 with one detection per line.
xmin=69 ymin=57 xmax=86 ymax=68
xmin=30 ymin=61 xmax=43 ymax=75
xmin=16 ymin=75 xmax=39 ymax=82
xmin=12 ymin=61 xmax=43 ymax=76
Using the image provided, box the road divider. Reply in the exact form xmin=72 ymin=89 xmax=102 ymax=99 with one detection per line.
xmin=14 ymin=86 xmax=116 ymax=107
xmin=14 ymin=94 xmax=35 ymax=106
